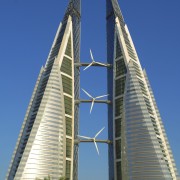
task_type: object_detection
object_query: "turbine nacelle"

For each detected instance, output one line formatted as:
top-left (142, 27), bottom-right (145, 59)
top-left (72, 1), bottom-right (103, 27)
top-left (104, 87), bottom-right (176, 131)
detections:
top-left (83, 49), bottom-right (108, 71)
top-left (77, 127), bottom-right (105, 155)
top-left (82, 89), bottom-right (109, 114)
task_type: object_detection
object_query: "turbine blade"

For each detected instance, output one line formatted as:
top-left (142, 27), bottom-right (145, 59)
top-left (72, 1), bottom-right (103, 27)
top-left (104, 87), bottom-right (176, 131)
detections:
top-left (82, 88), bottom-right (93, 99)
top-left (83, 62), bottom-right (93, 71)
top-left (94, 141), bottom-right (100, 155)
top-left (95, 127), bottom-right (105, 138)
top-left (90, 100), bottom-right (95, 114)
top-left (90, 49), bottom-right (94, 62)
top-left (95, 94), bottom-right (109, 99)
top-left (77, 135), bottom-right (92, 139)
top-left (96, 62), bottom-right (108, 66)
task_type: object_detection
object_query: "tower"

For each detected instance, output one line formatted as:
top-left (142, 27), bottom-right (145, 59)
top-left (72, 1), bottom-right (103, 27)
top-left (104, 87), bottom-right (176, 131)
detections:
top-left (6, 0), bottom-right (80, 179)
top-left (107, 0), bottom-right (179, 179)
top-left (6, 0), bottom-right (179, 180)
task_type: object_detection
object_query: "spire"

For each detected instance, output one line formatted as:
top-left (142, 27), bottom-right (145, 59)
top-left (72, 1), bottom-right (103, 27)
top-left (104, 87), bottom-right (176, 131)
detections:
top-left (106, 0), bottom-right (124, 24)
top-left (61, 0), bottom-right (81, 65)
top-left (63, 0), bottom-right (81, 24)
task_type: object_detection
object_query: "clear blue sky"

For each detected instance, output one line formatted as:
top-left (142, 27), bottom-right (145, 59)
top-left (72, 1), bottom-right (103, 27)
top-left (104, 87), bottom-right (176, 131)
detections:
top-left (0, 0), bottom-right (180, 179)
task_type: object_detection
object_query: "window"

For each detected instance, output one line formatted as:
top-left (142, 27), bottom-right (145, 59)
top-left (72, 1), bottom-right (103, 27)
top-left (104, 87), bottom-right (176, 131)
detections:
top-left (65, 36), bottom-right (72, 57)
top-left (66, 116), bottom-right (72, 136)
top-left (61, 57), bottom-right (72, 76)
top-left (64, 96), bottom-right (72, 115)
top-left (116, 162), bottom-right (122, 180)
top-left (62, 75), bottom-right (72, 95)
top-left (66, 160), bottom-right (71, 180)
top-left (116, 59), bottom-right (127, 77)
top-left (115, 118), bottom-right (121, 138)
top-left (66, 138), bottom-right (72, 158)
top-left (116, 37), bottom-right (122, 58)
top-left (115, 98), bottom-right (123, 117)
top-left (116, 139), bottom-right (121, 159)
top-left (115, 77), bottom-right (126, 96)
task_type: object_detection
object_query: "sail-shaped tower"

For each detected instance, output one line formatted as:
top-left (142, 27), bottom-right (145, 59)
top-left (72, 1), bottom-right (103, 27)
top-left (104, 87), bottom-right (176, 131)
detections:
top-left (107, 0), bottom-right (179, 179)
top-left (6, 0), bottom-right (80, 179)
top-left (6, 0), bottom-right (179, 179)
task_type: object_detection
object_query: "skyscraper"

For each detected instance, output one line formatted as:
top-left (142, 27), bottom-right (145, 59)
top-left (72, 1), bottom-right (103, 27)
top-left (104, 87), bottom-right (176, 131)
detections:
top-left (107, 0), bottom-right (179, 179)
top-left (7, 0), bottom-right (179, 180)
top-left (7, 0), bottom-right (80, 179)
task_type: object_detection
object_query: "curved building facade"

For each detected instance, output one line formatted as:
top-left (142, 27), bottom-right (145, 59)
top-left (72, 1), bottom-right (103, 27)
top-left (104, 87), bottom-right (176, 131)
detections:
top-left (7, 0), bottom-right (179, 180)
top-left (107, 0), bottom-right (179, 179)
top-left (7, 0), bottom-right (81, 179)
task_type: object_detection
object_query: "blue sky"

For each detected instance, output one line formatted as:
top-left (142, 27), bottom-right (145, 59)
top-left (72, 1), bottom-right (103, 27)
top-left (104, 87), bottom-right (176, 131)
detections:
top-left (0, 0), bottom-right (180, 179)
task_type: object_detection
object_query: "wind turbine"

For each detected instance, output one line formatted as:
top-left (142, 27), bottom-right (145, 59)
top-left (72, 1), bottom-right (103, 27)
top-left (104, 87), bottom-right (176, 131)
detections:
top-left (82, 89), bottom-right (109, 114)
top-left (83, 49), bottom-right (108, 71)
top-left (77, 127), bottom-right (105, 155)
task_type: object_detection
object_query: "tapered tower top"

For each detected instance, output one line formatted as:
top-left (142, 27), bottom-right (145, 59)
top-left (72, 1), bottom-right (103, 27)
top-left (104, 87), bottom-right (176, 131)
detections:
top-left (106, 0), bottom-right (124, 23)
top-left (63, 0), bottom-right (81, 22)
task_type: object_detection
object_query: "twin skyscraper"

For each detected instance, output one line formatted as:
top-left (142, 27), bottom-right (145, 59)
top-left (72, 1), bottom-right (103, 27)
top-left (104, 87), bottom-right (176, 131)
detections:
top-left (7, 0), bottom-right (179, 179)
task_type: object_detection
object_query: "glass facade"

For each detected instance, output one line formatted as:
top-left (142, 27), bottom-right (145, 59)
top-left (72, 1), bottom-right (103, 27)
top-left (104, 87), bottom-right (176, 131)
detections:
top-left (7, 0), bottom-right (178, 180)
top-left (6, 0), bottom-right (79, 177)
top-left (67, 1), bottom-right (81, 180)
top-left (107, 0), bottom-right (178, 179)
